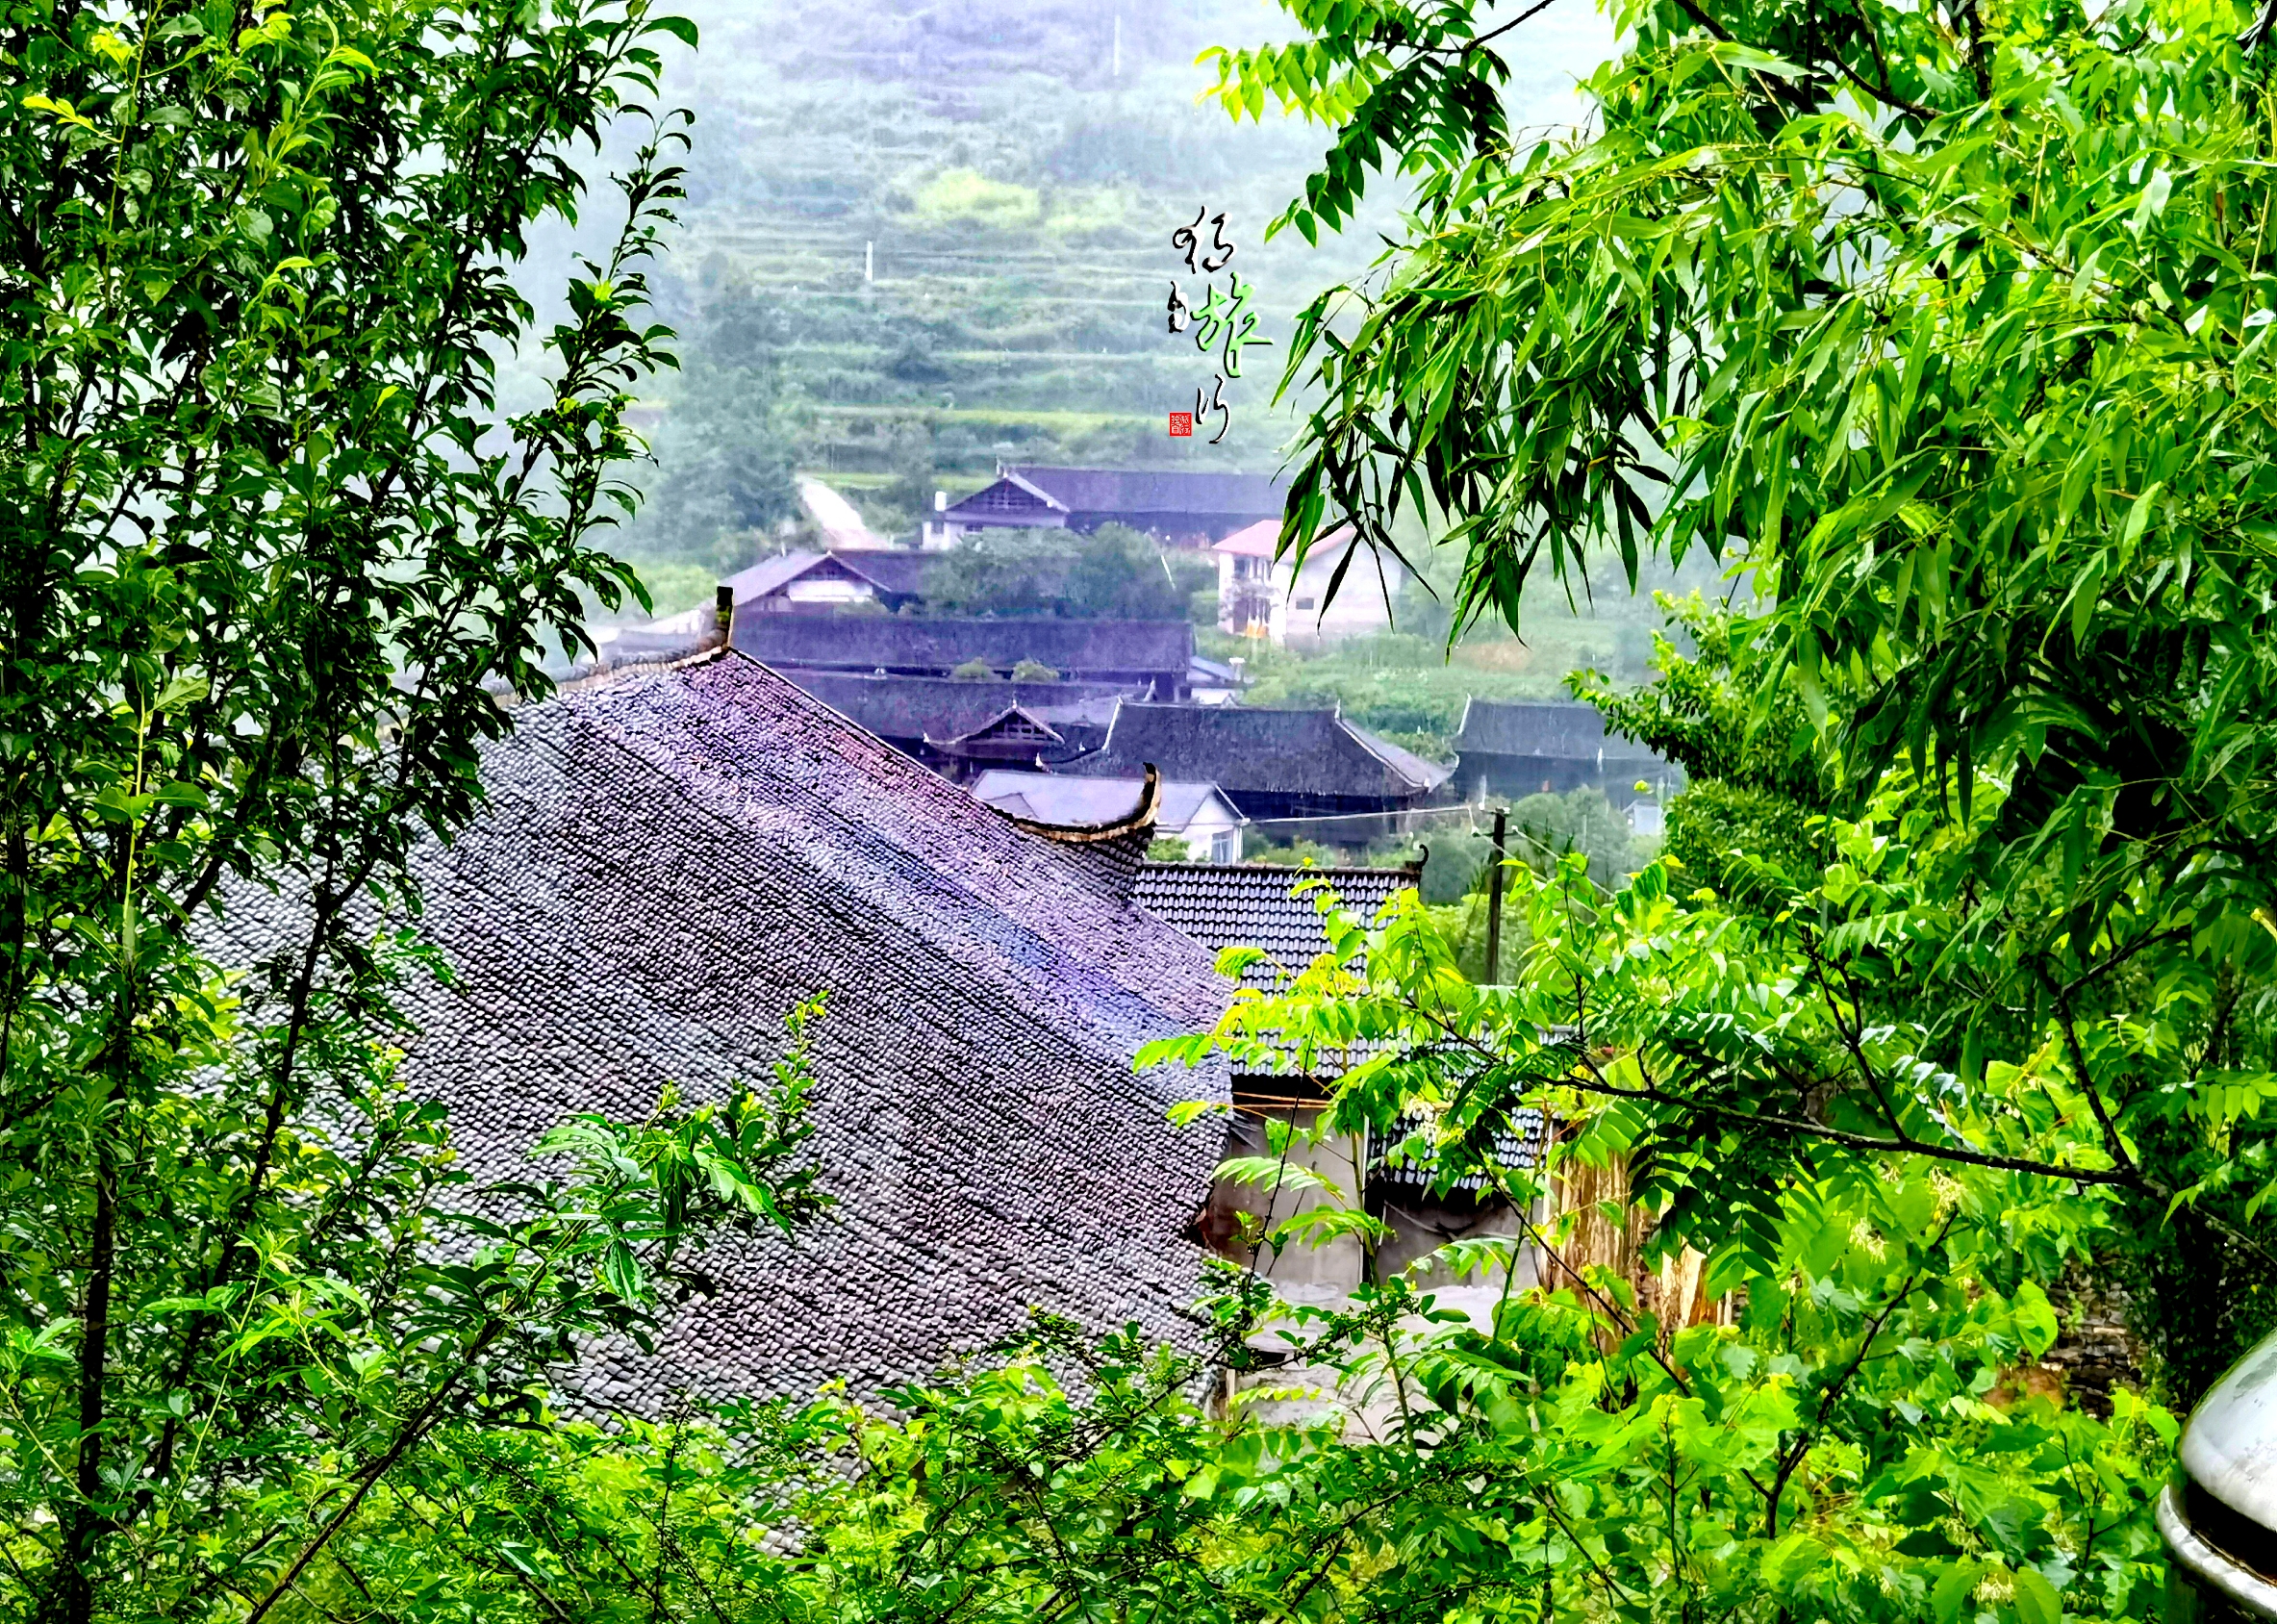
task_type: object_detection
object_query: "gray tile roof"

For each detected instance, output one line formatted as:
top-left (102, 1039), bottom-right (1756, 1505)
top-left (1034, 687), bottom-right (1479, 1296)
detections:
top-left (1455, 698), bottom-right (1657, 760)
top-left (1008, 466), bottom-right (1287, 519)
top-left (731, 615), bottom-right (1193, 682)
top-left (1127, 862), bottom-right (1545, 1182)
top-left (721, 550), bottom-right (829, 604)
top-left (1132, 860), bottom-right (1419, 990)
top-left (1372, 1110), bottom-right (1548, 1194)
top-left (718, 550), bottom-right (937, 608)
top-left (767, 670), bottom-right (1135, 746)
top-left (218, 652), bottom-right (1231, 1406)
top-left (972, 772), bottom-right (1236, 832)
top-left (1067, 703), bottom-right (1452, 801)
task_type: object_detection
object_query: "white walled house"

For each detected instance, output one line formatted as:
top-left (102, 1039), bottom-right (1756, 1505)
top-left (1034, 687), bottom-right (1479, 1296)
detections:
top-left (1213, 520), bottom-right (1406, 647)
top-left (972, 771), bottom-right (1247, 863)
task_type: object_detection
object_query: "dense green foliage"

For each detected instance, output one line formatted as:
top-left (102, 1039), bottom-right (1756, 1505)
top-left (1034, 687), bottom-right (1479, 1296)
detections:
top-left (0, 1), bottom-right (829, 1617)
top-left (625, 281), bottom-right (804, 571)
top-left (1227, 0), bottom-right (2277, 1381)
top-left (917, 524), bottom-right (1208, 621)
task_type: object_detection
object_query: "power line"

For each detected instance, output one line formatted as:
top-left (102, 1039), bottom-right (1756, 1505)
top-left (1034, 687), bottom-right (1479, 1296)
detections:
top-left (1230, 799), bottom-right (1638, 867)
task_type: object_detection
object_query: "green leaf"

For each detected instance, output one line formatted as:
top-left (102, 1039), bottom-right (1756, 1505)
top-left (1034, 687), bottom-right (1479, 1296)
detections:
top-left (602, 1240), bottom-right (646, 1304)
top-left (2011, 1566), bottom-right (2062, 1624)
top-left (1934, 1562), bottom-right (1990, 1624)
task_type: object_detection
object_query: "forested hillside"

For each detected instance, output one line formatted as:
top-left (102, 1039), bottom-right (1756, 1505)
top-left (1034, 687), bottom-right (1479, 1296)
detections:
top-left (617, 0), bottom-right (1612, 573)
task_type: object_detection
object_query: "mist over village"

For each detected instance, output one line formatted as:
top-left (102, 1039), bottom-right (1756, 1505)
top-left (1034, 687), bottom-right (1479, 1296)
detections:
top-left (3, 1), bottom-right (2272, 1621)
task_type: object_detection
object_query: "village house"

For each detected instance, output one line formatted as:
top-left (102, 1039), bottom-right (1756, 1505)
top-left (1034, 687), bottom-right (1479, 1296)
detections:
top-left (773, 670), bottom-right (1133, 780)
top-left (1452, 698), bottom-right (1676, 833)
top-left (222, 651), bottom-right (1233, 1405)
top-left (923, 465), bottom-right (1285, 549)
top-left (1131, 860), bottom-right (1544, 1320)
top-left (1212, 520), bottom-right (1409, 647)
top-left (732, 612), bottom-right (1195, 698)
top-left (717, 548), bottom-right (933, 614)
top-left (974, 770), bottom-right (1248, 861)
top-left (1060, 700), bottom-right (1452, 845)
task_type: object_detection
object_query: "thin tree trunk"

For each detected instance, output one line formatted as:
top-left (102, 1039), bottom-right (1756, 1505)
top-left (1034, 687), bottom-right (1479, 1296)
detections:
top-left (61, 1115), bottom-right (115, 1624)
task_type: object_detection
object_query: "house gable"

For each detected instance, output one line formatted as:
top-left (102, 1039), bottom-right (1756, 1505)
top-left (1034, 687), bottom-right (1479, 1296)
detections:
top-left (941, 471), bottom-right (1071, 530)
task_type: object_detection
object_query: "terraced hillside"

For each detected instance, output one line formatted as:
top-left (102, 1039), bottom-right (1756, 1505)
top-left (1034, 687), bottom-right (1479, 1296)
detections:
top-left (622, 0), bottom-right (1613, 555)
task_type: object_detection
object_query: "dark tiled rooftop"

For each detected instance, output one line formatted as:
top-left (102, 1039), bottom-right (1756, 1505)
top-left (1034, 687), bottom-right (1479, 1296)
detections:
top-left (1133, 860), bottom-right (1418, 990)
top-left (768, 669), bottom-right (1135, 744)
top-left (731, 615), bottom-right (1193, 677)
top-left (1007, 465), bottom-right (1287, 518)
top-left (1068, 703), bottom-right (1451, 800)
top-left (217, 653), bottom-right (1231, 1406)
top-left (1455, 698), bottom-right (1657, 760)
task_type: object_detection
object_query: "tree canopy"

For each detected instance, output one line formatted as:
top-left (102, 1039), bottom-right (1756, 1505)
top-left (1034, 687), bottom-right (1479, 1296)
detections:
top-left (0, 0), bottom-right (824, 1617)
top-left (1208, 0), bottom-right (2277, 1376)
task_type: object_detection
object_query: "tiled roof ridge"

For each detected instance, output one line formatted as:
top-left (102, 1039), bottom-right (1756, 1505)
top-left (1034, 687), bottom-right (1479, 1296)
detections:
top-left (999, 763), bottom-right (1162, 845)
top-left (1329, 715), bottom-right (1421, 778)
top-left (541, 658), bottom-right (1229, 1029)
top-left (999, 469), bottom-right (1070, 511)
top-left (563, 656), bottom-right (1093, 898)
top-left (525, 634), bottom-right (731, 704)
top-left (1145, 859), bottom-right (1420, 880)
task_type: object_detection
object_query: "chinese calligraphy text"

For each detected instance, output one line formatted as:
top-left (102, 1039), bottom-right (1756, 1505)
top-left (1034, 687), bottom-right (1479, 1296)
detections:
top-left (1165, 206), bottom-right (1267, 444)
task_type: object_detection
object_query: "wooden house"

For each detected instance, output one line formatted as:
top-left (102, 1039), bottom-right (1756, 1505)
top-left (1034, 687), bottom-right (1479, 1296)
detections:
top-left (925, 465), bottom-right (1285, 549)
top-left (1451, 699), bottom-right (1675, 831)
top-left (1060, 700), bottom-right (1451, 845)
top-left (719, 548), bottom-right (933, 614)
top-left (732, 614), bottom-right (1195, 698)
top-left (1131, 860), bottom-right (1543, 1306)
top-left (766, 671), bottom-right (1134, 780)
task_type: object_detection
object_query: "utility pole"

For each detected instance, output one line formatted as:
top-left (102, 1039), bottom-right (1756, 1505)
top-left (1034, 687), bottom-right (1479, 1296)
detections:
top-left (1483, 804), bottom-right (1507, 983)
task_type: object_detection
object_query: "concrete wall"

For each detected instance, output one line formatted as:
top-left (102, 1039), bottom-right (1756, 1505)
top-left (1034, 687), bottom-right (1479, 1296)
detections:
top-left (1202, 1108), bottom-right (1542, 1313)
top-left (1216, 544), bottom-right (1404, 648)
top-left (1171, 799), bottom-right (1245, 863)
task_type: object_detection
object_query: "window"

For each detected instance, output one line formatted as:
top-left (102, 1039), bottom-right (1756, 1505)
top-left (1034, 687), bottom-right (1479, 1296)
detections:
top-left (1293, 596), bottom-right (1316, 610)
top-left (1210, 828), bottom-right (1236, 863)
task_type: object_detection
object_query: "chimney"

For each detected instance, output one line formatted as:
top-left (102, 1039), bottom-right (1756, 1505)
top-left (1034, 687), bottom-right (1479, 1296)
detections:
top-left (714, 583), bottom-right (734, 646)
top-left (934, 490), bottom-right (948, 511)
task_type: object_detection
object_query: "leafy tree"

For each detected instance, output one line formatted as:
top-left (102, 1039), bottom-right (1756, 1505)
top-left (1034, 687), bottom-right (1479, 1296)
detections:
top-left (923, 531), bottom-right (1074, 617)
top-left (0, 0), bottom-right (826, 1618)
top-left (1213, 0), bottom-right (2277, 1397)
top-left (950, 657), bottom-right (1001, 680)
top-left (787, 834), bottom-right (2184, 1624)
top-left (1063, 524), bottom-right (1187, 620)
top-left (625, 280), bottom-right (803, 571)
top-left (922, 525), bottom-right (1186, 620)
top-left (1575, 595), bottom-right (1831, 896)
top-left (1010, 658), bottom-right (1061, 682)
